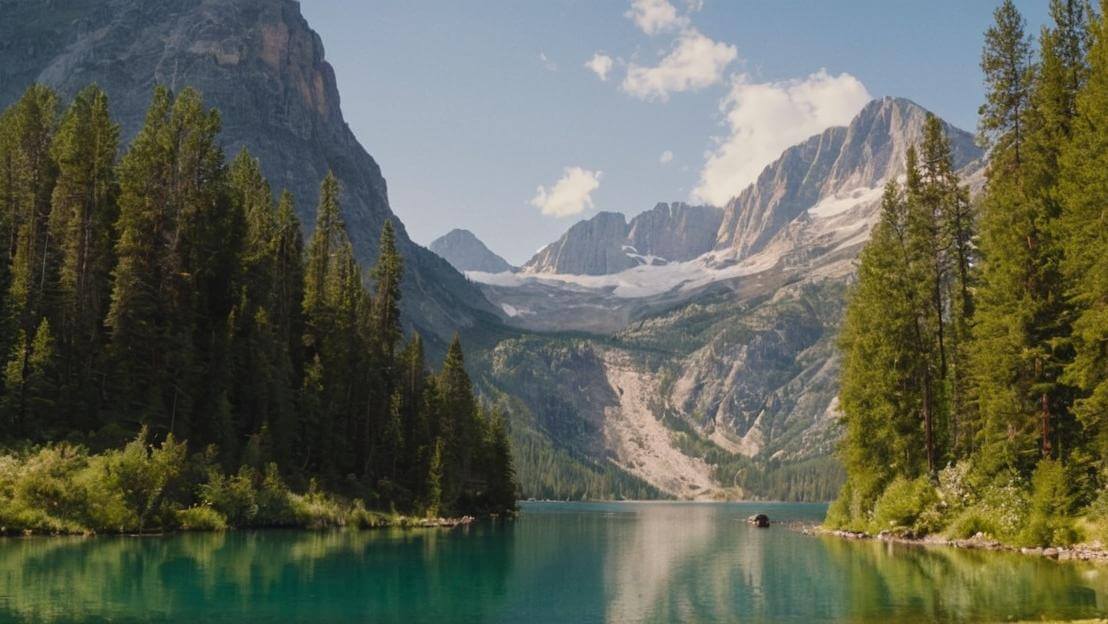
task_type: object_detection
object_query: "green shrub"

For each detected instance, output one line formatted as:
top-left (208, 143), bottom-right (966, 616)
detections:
top-left (177, 506), bottom-right (228, 531)
top-left (975, 478), bottom-right (1029, 542)
top-left (824, 482), bottom-right (854, 530)
top-left (871, 476), bottom-right (938, 535)
top-left (254, 464), bottom-right (299, 527)
top-left (290, 480), bottom-right (346, 529)
top-left (1019, 459), bottom-right (1077, 547)
top-left (101, 429), bottom-right (188, 532)
top-left (201, 467), bottom-right (259, 527)
top-left (945, 508), bottom-right (1000, 539)
top-left (348, 499), bottom-right (390, 529)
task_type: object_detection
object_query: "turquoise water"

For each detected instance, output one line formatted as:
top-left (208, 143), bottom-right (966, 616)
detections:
top-left (1, 501), bottom-right (1107, 623)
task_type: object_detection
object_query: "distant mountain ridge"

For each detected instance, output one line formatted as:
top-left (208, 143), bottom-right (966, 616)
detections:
top-left (430, 229), bottom-right (514, 273)
top-left (467, 97), bottom-right (987, 500)
top-left (521, 202), bottom-right (722, 276)
top-left (0, 0), bottom-right (500, 351)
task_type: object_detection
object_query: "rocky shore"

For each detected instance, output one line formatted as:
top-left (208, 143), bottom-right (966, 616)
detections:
top-left (807, 526), bottom-right (1108, 563)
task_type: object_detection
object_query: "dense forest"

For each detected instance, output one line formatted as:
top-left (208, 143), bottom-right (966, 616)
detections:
top-left (828, 0), bottom-right (1108, 547)
top-left (0, 84), bottom-right (517, 533)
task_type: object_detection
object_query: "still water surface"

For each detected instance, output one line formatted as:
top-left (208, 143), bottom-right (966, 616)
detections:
top-left (1, 501), bottom-right (1107, 623)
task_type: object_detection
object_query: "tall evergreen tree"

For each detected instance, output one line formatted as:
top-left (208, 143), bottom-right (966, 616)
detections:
top-left (107, 86), bottom-right (230, 437)
top-left (979, 0), bottom-right (1035, 169)
top-left (6, 86), bottom-right (59, 355)
top-left (1059, 0), bottom-right (1108, 465)
top-left (837, 181), bottom-right (929, 515)
top-left (48, 84), bottom-right (119, 428)
top-left (973, 0), bottom-right (1087, 474)
top-left (438, 333), bottom-right (479, 511)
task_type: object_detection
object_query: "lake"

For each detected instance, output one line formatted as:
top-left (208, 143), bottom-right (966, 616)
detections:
top-left (1, 501), bottom-right (1106, 623)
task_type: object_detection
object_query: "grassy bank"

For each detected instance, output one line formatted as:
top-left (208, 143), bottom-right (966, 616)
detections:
top-left (0, 432), bottom-right (485, 536)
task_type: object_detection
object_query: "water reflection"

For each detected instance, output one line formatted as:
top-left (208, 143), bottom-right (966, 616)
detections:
top-left (1, 503), bottom-right (1107, 623)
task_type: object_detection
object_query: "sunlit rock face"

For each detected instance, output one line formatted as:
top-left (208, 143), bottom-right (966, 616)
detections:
top-left (0, 0), bottom-right (500, 348)
top-left (715, 96), bottom-right (983, 260)
top-left (521, 203), bottom-right (722, 276)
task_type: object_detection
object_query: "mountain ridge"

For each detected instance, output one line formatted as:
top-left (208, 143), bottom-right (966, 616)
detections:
top-left (521, 202), bottom-right (723, 276)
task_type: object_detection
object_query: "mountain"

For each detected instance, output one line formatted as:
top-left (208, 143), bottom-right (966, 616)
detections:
top-left (521, 202), bottom-right (722, 276)
top-left (430, 229), bottom-right (513, 273)
top-left (627, 202), bottom-right (723, 264)
top-left (0, 0), bottom-right (500, 351)
top-left (470, 97), bottom-right (985, 500)
top-left (523, 211), bottom-right (636, 276)
top-left (715, 96), bottom-right (983, 259)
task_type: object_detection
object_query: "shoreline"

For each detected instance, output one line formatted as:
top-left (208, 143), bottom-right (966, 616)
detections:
top-left (0, 514), bottom-right (491, 538)
top-left (806, 525), bottom-right (1108, 563)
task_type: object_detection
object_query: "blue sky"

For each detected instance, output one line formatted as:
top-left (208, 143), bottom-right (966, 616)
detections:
top-left (300, 1), bottom-right (1049, 265)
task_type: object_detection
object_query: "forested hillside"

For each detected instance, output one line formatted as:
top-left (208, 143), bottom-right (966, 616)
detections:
top-left (0, 83), bottom-right (516, 533)
top-left (829, 0), bottom-right (1108, 547)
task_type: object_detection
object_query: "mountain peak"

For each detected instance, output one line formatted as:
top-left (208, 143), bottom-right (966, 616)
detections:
top-left (715, 97), bottom-right (983, 258)
top-left (521, 203), bottom-right (723, 276)
top-left (430, 229), bottom-right (514, 274)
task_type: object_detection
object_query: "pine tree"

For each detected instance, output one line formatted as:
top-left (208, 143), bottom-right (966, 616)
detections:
top-left (303, 172), bottom-right (344, 322)
top-left (48, 84), bottom-right (119, 428)
top-left (438, 333), bottom-right (478, 511)
top-left (979, 0), bottom-right (1035, 170)
top-left (1, 319), bottom-right (57, 438)
top-left (107, 86), bottom-right (230, 437)
top-left (837, 181), bottom-right (930, 515)
top-left (1059, 0), bottom-right (1108, 464)
top-left (972, 0), bottom-right (1087, 474)
top-left (371, 220), bottom-right (403, 362)
top-left (425, 437), bottom-right (445, 517)
top-left (6, 85), bottom-right (59, 347)
top-left (485, 407), bottom-right (518, 512)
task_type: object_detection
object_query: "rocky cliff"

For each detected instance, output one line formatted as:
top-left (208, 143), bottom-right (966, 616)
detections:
top-left (430, 229), bottom-right (513, 273)
top-left (715, 97), bottom-right (983, 258)
top-left (0, 0), bottom-right (500, 350)
top-left (521, 203), bottom-right (722, 276)
top-left (626, 202), bottom-right (723, 264)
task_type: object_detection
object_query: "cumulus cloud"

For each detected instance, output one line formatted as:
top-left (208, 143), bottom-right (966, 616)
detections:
top-left (692, 70), bottom-right (871, 206)
top-left (626, 0), bottom-right (688, 35)
top-left (659, 150), bottom-right (674, 164)
top-left (530, 167), bottom-right (603, 217)
top-left (585, 53), bottom-right (615, 81)
top-left (622, 28), bottom-right (737, 101)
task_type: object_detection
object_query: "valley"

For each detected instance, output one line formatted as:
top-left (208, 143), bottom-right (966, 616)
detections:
top-left (439, 97), bottom-right (984, 501)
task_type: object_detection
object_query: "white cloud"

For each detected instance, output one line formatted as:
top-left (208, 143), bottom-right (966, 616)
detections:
top-left (684, 0), bottom-right (704, 12)
top-left (585, 53), bottom-right (615, 81)
top-left (530, 167), bottom-right (603, 217)
top-left (692, 70), bottom-right (871, 206)
top-left (626, 0), bottom-right (688, 35)
top-left (659, 150), bottom-right (674, 164)
top-left (540, 51), bottom-right (557, 71)
top-left (622, 28), bottom-right (737, 101)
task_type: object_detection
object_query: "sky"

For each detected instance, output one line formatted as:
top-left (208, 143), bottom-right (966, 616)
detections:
top-left (300, 0), bottom-right (1049, 265)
